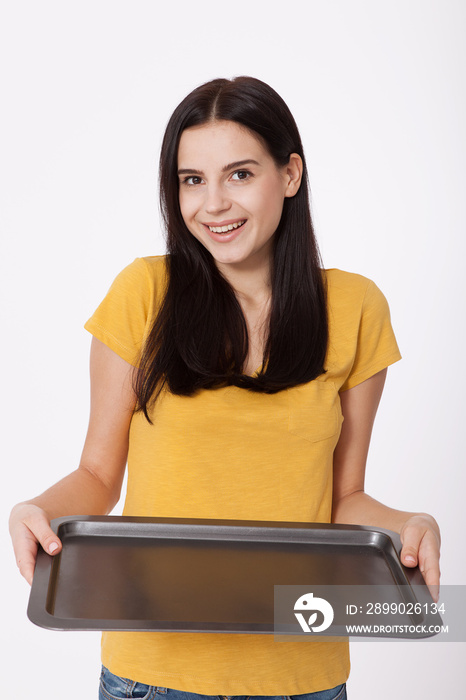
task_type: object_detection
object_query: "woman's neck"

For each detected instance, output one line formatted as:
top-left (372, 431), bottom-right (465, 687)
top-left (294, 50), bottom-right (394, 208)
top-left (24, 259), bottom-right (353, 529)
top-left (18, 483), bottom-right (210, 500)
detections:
top-left (216, 255), bottom-right (272, 309)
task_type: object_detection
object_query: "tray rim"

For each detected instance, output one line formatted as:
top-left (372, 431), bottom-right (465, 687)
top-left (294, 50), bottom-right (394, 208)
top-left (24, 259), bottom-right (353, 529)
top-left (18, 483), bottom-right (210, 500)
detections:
top-left (48, 516), bottom-right (416, 560)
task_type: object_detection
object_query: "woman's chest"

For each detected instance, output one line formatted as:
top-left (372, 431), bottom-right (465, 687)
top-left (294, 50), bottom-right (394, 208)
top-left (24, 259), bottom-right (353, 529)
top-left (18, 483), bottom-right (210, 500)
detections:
top-left (133, 378), bottom-right (343, 449)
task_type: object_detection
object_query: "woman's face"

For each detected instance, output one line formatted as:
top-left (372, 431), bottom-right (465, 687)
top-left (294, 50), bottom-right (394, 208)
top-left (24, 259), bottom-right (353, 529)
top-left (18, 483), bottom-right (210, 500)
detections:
top-left (177, 120), bottom-right (301, 277)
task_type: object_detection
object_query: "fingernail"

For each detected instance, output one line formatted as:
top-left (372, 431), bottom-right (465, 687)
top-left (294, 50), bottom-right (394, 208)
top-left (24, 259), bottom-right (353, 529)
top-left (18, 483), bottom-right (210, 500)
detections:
top-left (49, 542), bottom-right (59, 554)
top-left (404, 555), bottom-right (416, 563)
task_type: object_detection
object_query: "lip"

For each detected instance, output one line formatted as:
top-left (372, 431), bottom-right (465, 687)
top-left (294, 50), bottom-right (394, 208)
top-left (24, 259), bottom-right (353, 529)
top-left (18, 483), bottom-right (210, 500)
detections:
top-left (202, 219), bottom-right (247, 243)
top-left (202, 218), bottom-right (247, 227)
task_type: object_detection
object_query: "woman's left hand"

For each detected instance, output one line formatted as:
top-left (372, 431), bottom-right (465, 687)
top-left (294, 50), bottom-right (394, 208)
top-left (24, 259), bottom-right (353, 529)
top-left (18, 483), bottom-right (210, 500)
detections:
top-left (400, 513), bottom-right (441, 600)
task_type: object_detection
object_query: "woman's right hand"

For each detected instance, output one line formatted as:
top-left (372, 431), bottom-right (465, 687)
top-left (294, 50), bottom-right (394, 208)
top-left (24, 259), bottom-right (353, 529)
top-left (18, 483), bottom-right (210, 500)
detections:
top-left (9, 503), bottom-right (62, 585)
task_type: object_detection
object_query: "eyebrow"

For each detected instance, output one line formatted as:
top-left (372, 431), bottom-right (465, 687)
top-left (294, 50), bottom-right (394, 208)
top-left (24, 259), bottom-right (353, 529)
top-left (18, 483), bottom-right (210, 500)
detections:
top-left (177, 159), bottom-right (261, 176)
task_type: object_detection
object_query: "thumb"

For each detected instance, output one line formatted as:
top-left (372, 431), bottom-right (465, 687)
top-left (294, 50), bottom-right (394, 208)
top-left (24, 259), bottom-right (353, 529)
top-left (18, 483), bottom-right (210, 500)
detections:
top-left (400, 523), bottom-right (423, 568)
top-left (12, 507), bottom-right (62, 585)
top-left (24, 510), bottom-right (62, 557)
top-left (401, 545), bottom-right (418, 567)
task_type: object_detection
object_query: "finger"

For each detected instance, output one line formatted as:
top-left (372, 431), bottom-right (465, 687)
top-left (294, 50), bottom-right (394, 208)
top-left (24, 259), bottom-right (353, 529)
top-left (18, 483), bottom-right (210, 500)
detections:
top-left (23, 511), bottom-right (62, 558)
top-left (424, 580), bottom-right (440, 604)
top-left (420, 569), bottom-right (440, 603)
top-left (15, 531), bottom-right (39, 586)
top-left (400, 526), bottom-right (423, 568)
top-left (418, 538), bottom-right (441, 602)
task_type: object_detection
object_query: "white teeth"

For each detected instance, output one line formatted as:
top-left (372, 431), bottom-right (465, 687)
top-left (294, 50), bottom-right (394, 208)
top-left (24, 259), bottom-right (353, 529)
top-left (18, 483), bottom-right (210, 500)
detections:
top-left (207, 220), bottom-right (246, 233)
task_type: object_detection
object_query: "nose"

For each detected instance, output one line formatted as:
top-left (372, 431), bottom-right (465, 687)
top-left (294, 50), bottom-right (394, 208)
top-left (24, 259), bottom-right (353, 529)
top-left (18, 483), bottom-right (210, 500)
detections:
top-left (204, 183), bottom-right (232, 216)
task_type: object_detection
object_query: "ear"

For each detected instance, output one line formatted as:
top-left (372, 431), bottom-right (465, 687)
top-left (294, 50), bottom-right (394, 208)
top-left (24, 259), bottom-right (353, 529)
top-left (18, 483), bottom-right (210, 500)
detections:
top-left (284, 153), bottom-right (303, 198)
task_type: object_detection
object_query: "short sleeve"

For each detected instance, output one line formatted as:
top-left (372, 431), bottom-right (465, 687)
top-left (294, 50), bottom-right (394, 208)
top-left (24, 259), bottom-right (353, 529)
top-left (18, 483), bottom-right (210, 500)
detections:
top-left (84, 257), bottom-right (156, 366)
top-left (339, 279), bottom-right (402, 391)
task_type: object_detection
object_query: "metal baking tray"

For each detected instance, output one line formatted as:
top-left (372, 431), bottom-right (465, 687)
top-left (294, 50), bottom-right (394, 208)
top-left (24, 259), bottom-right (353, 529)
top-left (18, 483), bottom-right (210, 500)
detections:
top-left (27, 516), bottom-right (439, 635)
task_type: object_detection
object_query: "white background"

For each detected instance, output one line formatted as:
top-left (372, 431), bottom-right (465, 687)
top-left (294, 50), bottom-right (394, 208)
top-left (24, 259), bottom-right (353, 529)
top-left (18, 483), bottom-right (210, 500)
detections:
top-left (1, 1), bottom-right (465, 698)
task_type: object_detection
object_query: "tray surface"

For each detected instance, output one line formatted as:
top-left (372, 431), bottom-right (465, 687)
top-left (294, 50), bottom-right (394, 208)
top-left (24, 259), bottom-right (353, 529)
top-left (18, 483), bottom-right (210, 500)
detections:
top-left (27, 516), bottom-right (436, 635)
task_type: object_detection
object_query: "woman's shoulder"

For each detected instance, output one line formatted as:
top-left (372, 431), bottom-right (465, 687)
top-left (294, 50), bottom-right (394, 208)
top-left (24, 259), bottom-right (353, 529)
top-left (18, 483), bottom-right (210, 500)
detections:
top-left (112, 255), bottom-right (168, 291)
top-left (323, 269), bottom-right (401, 388)
top-left (323, 268), bottom-right (392, 318)
top-left (138, 254), bottom-right (168, 268)
top-left (324, 267), bottom-right (373, 292)
top-left (89, 254), bottom-right (169, 315)
top-left (130, 254), bottom-right (168, 276)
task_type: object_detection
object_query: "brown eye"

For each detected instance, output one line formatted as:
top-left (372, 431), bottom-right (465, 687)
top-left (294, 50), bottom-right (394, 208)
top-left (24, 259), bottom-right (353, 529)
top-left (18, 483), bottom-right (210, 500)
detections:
top-left (232, 170), bottom-right (252, 181)
top-left (183, 176), bottom-right (203, 186)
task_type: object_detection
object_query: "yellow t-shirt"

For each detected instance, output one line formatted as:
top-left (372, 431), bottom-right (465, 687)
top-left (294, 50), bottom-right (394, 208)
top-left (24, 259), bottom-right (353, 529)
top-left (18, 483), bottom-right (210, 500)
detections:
top-left (84, 255), bottom-right (401, 695)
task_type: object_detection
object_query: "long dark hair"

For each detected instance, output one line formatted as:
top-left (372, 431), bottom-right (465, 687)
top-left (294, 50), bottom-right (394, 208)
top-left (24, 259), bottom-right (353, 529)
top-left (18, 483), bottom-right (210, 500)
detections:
top-left (135, 76), bottom-right (328, 421)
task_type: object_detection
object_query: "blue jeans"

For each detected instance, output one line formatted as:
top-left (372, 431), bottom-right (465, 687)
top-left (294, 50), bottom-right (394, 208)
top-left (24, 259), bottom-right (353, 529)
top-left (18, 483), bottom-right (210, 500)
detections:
top-left (99, 666), bottom-right (347, 700)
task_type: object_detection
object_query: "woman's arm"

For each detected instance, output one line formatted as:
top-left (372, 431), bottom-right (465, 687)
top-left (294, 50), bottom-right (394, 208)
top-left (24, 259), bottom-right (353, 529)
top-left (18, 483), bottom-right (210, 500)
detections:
top-left (331, 368), bottom-right (441, 597)
top-left (9, 338), bottom-right (137, 584)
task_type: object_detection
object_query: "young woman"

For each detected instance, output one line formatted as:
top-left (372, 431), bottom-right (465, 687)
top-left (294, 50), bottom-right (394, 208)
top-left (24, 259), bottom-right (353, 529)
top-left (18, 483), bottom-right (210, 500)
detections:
top-left (10, 76), bottom-right (440, 700)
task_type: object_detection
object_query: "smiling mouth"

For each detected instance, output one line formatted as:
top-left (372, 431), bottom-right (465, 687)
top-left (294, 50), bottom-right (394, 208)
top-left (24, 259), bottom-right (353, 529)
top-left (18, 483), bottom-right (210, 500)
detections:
top-left (206, 220), bottom-right (247, 234)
